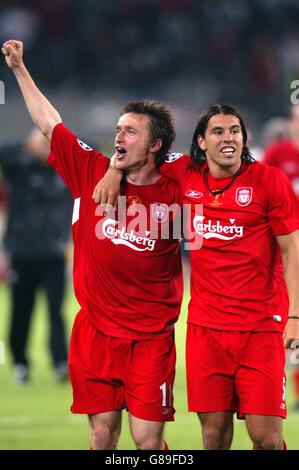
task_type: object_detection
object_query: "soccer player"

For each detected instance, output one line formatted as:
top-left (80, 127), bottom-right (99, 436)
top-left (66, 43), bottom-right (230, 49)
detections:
top-left (263, 104), bottom-right (299, 196)
top-left (263, 103), bottom-right (299, 410)
top-left (2, 39), bottom-right (183, 450)
top-left (93, 103), bottom-right (299, 450)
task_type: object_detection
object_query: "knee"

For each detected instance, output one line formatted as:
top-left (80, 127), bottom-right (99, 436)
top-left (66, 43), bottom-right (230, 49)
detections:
top-left (202, 426), bottom-right (224, 449)
top-left (253, 433), bottom-right (283, 450)
top-left (202, 424), bottom-right (232, 450)
top-left (90, 423), bottom-right (119, 450)
top-left (135, 436), bottom-right (164, 451)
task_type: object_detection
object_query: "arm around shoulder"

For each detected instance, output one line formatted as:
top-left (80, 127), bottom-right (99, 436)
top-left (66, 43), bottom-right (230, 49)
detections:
top-left (92, 154), bottom-right (123, 207)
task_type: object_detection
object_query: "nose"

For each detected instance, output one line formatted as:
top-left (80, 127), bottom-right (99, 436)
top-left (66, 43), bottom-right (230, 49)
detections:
top-left (223, 130), bottom-right (233, 142)
top-left (115, 130), bottom-right (125, 144)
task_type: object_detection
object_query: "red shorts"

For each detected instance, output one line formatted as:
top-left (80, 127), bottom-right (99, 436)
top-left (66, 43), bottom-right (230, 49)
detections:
top-left (186, 324), bottom-right (287, 419)
top-left (69, 310), bottom-right (176, 421)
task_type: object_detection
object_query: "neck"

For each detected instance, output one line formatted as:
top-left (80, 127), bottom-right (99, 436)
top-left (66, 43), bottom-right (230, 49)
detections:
top-left (126, 160), bottom-right (160, 185)
top-left (207, 160), bottom-right (242, 178)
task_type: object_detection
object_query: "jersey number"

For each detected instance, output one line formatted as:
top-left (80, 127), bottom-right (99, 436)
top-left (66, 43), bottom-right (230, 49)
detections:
top-left (159, 381), bottom-right (172, 407)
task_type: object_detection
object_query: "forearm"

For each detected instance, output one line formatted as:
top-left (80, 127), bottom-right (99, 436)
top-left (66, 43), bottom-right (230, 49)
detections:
top-left (92, 154), bottom-right (123, 206)
top-left (282, 249), bottom-right (299, 317)
top-left (13, 64), bottom-right (62, 141)
top-left (277, 231), bottom-right (299, 347)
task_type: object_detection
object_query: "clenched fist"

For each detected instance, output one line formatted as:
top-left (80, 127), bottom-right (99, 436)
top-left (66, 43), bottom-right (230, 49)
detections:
top-left (1, 40), bottom-right (24, 69)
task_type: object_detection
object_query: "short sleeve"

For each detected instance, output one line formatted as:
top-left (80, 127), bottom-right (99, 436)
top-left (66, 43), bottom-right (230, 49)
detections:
top-left (266, 166), bottom-right (299, 235)
top-left (48, 123), bottom-right (110, 198)
top-left (159, 153), bottom-right (190, 187)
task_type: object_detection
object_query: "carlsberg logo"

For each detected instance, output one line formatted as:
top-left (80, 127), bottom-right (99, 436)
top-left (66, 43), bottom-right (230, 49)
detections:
top-left (193, 216), bottom-right (243, 240)
top-left (102, 218), bottom-right (156, 251)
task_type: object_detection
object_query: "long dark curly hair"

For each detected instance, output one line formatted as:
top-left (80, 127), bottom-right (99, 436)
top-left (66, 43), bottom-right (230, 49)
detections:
top-left (189, 104), bottom-right (255, 170)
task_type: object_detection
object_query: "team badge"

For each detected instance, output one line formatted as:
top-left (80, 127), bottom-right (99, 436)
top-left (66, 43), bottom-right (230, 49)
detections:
top-left (127, 195), bottom-right (143, 216)
top-left (77, 139), bottom-right (93, 151)
top-left (185, 189), bottom-right (203, 199)
top-left (235, 187), bottom-right (253, 207)
top-left (165, 153), bottom-right (183, 163)
top-left (152, 202), bottom-right (169, 223)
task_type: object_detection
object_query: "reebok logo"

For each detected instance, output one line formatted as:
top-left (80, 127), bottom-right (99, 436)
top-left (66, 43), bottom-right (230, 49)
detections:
top-left (185, 189), bottom-right (203, 199)
top-left (193, 216), bottom-right (243, 240)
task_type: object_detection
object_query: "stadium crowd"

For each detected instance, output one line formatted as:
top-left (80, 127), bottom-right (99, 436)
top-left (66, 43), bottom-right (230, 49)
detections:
top-left (0, 0), bottom-right (298, 118)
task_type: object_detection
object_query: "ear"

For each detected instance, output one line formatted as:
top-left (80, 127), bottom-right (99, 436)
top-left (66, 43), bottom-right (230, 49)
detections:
top-left (149, 138), bottom-right (162, 153)
top-left (197, 134), bottom-right (207, 152)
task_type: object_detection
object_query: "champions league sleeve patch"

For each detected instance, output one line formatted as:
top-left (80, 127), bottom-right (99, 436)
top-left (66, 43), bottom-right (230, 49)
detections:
top-left (165, 153), bottom-right (184, 163)
top-left (77, 139), bottom-right (93, 151)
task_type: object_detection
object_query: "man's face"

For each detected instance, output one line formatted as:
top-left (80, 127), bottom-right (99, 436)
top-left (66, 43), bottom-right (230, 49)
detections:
top-left (114, 113), bottom-right (153, 171)
top-left (197, 114), bottom-right (244, 174)
top-left (290, 105), bottom-right (299, 141)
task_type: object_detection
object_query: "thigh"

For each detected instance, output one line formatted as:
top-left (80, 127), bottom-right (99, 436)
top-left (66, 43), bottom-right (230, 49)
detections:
top-left (89, 410), bottom-right (122, 450)
top-left (126, 333), bottom-right (176, 422)
top-left (129, 414), bottom-right (164, 448)
top-left (198, 410), bottom-right (234, 448)
top-left (245, 414), bottom-right (283, 444)
top-left (89, 410), bottom-right (122, 434)
top-left (236, 332), bottom-right (286, 419)
top-left (69, 311), bottom-right (125, 414)
top-left (186, 324), bottom-right (236, 413)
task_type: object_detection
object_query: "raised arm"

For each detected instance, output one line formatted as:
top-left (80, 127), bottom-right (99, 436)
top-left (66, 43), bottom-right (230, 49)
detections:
top-left (277, 230), bottom-right (299, 348)
top-left (1, 40), bottom-right (62, 141)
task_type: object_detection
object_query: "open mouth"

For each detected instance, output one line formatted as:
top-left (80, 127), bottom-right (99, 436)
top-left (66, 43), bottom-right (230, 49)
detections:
top-left (115, 147), bottom-right (127, 160)
top-left (220, 146), bottom-right (235, 156)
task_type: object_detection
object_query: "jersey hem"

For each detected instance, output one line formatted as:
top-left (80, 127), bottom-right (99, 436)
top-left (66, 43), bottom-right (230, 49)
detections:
top-left (187, 319), bottom-right (285, 333)
top-left (84, 310), bottom-right (176, 341)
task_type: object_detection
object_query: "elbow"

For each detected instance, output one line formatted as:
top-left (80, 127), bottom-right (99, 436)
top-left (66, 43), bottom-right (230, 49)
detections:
top-left (39, 116), bottom-right (62, 142)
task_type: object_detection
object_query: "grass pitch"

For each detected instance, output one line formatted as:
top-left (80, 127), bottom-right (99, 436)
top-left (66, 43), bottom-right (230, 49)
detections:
top-left (0, 282), bottom-right (298, 450)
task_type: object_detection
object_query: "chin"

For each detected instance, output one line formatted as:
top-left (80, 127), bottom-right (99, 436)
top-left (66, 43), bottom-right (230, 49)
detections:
top-left (221, 157), bottom-right (240, 166)
top-left (115, 161), bottom-right (126, 170)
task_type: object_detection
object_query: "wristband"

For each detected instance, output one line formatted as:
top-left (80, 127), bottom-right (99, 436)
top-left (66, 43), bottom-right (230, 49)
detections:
top-left (288, 316), bottom-right (299, 320)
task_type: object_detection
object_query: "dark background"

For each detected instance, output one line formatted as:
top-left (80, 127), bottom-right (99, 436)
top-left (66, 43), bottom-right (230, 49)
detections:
top-left (0, 0), bottom-right (298, 153)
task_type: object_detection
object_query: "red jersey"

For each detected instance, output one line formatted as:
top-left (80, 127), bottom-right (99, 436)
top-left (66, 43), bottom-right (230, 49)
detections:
top-left (48, 123), bottom-right (183, 340)
top-left (160, 153), bottom-right (299, 332)
top-left (263, 139), bottom-right (299, 196)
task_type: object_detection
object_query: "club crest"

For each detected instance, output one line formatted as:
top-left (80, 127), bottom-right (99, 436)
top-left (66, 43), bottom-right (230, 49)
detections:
top-left (235, 187), bottom-right (253, 206)
top-left (152, 202), bottom-right (169, 223)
